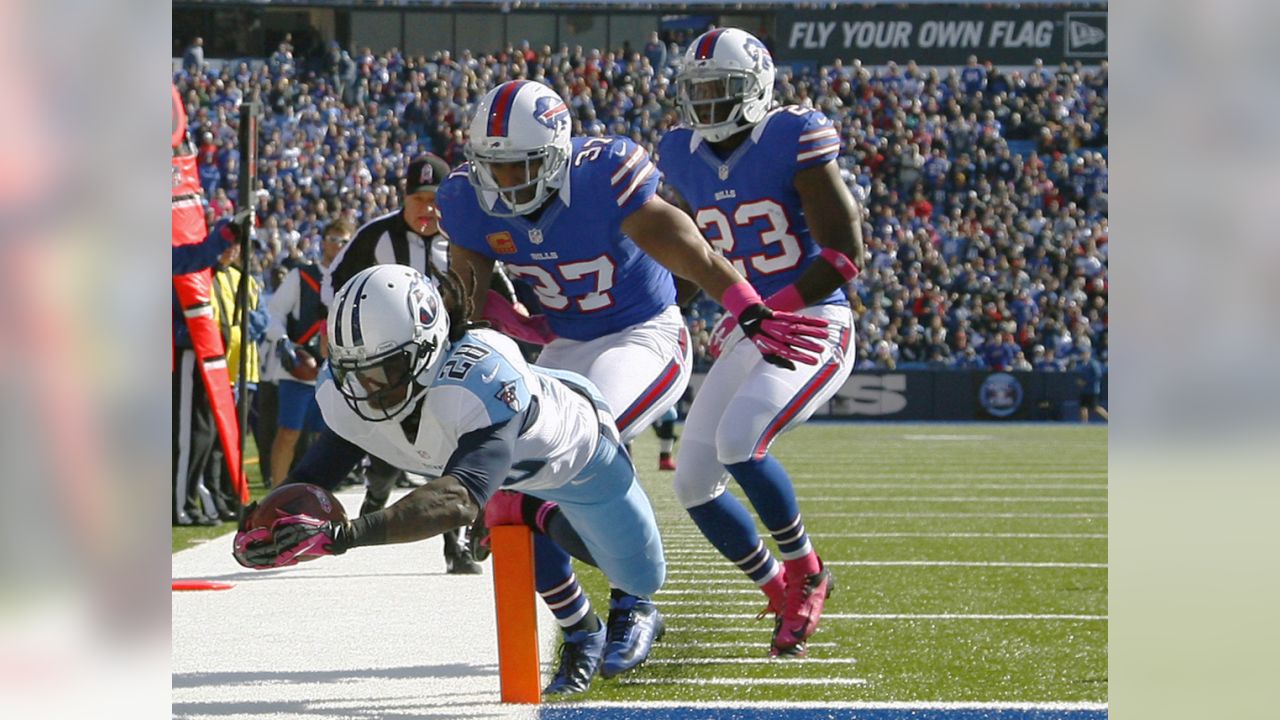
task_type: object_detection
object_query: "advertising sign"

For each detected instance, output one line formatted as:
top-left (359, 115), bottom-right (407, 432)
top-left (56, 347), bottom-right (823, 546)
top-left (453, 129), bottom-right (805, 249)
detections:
top-left (775, 5), bottom-right (1107, 66)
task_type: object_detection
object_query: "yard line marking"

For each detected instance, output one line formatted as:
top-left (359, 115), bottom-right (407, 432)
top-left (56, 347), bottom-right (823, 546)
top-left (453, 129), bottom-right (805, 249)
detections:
top-left (664, 613), bottom-right (1108, 621)
top-left (901, 434), bottom-right (993, 441)
top-left (797, 532), bottom-right (1108, 539)
top-left (657, 600), bottom-right (777, 607)
top-left (662, 532), bottom-right (1110, 542)
top-left (661, 641), bottom-right (837, 649)
top-left (646, 657), bottom-right (858, 665)
top-left (566, 701), bottom-right (1109, 710)
top-left (824, 560), bottom-right (1108, 569)
top-left (789, 471), bottom-right (1106, 478)
top-left (806, 512), bottom-right (1107, 519)
top-left (796, 495), bottom-right (1108, 503)
top-left (793, 482), bottom-right (1108, 490)
top-left (614, 678), bottom-right (868, 687)
top-left (656, 588), bottom-right (763, 596)
top-left (664, 560), bottom-right (1106, 574)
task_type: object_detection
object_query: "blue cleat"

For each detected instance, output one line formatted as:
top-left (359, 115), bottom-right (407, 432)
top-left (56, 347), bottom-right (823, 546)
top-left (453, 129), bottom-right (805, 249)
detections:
top-left (543, 623), bottom-right (606, 696)
top-left (600, 594), bottom-right (665, 679)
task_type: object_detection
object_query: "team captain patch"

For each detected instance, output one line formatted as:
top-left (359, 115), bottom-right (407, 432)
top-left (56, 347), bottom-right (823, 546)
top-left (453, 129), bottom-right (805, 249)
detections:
top-left (486, 231), bottom-right (517, 255)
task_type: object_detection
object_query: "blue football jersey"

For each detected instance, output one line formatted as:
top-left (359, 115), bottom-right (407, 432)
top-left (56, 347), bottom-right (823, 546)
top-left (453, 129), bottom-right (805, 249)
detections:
top-left (657, 107), bottom-right (846, 306)
top-left (438, 136), bottom-right (676, 341)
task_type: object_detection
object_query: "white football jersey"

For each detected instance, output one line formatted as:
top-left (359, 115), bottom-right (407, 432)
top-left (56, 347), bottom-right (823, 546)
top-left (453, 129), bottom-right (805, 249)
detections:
top-left (317, 329), bottom-right (606, 498)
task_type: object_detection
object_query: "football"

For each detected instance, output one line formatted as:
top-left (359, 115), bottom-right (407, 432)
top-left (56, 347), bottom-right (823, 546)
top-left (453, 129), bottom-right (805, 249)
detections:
top-left (289, 347), bottom-right (320, 382)
top-left (245, 483), bottom-right (347, 536)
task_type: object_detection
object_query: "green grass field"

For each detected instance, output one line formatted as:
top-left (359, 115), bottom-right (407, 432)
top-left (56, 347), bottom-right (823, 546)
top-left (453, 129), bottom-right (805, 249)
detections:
top-left (175, 422), bottom-right (1107, 704)
top-left (572, 422), bottom-right (1107, 704)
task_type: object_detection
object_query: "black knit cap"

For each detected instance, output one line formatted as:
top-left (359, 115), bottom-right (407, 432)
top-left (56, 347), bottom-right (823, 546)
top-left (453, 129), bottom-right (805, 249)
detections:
top-left (404, 153), bottom-right (451, 194)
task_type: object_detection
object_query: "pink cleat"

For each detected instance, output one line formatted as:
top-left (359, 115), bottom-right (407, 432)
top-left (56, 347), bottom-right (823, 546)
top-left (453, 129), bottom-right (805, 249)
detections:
top-left (770, 559), bottom-right (834, 658)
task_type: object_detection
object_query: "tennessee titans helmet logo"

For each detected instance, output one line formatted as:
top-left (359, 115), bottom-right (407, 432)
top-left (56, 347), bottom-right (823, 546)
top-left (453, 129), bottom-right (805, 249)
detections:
top-left (743, 37), bottom-right (773, 71)
top-left (409, 281), bottom-right (439, 326)
top-left (533, 95), bottom-right (569, 129)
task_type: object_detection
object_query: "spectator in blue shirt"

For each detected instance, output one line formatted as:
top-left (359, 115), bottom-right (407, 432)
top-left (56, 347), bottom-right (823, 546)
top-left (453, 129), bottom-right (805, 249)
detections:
top-left (1074, 349), bottom-right (1108, 422)
top-left (960, 55), bottom-right (987, 95)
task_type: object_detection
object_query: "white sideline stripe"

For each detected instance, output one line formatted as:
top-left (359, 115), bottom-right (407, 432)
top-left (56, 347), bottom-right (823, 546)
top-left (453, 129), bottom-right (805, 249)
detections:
top-left (646, 657), bottom-right (858, 665)
top-left (806, 512), bottom-right (1107, 518)
top-left (570, 701), bottom-right (1109, 710)
top-left (796, 495), bottom-right (1108, 503)
top-left (794, 482), bottom-right (1108, 490)
top-left (616, 677), bottom-right (868, 687)
top-left (663, 641), bottom-right (837, 649)
top-left (664, 613), bottom-right (1108, 621)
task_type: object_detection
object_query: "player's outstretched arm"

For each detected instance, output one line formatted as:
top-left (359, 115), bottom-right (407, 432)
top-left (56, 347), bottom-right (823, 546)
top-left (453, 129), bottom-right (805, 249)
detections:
top-left (238, 475), bottom-right (482, 569)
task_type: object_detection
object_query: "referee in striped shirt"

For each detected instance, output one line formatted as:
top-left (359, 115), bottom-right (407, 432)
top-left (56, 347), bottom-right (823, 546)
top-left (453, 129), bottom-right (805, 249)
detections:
top-left (321, 153), bottom-right (452, 305)
top-left (317, 153), bottom-right (482, 574)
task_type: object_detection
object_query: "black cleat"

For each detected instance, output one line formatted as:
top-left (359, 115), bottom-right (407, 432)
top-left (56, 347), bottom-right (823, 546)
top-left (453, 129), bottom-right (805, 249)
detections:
top-left (543, 624), bottom-right (606, 696)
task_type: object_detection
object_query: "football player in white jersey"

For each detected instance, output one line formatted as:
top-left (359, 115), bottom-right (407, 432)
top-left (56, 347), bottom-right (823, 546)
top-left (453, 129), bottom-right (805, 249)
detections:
top-left (657, 28), bottom-right (866, 658)
top-left (233, 265), bottom-right (666, 695)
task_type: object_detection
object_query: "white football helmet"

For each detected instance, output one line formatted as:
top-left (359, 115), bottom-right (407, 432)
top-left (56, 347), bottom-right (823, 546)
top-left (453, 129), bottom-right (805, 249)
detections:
top-left (327, 265), bottom-right (450, 422)
top-left (676, 27), bottom-right (776, 142)
top-left (465, 80), bottom-right (572, 217)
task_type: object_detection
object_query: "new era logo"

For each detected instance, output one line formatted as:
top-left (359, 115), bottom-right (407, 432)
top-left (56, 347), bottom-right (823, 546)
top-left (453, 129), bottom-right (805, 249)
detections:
top-left (1069, 21), bottom-right (1105, 48)
top-left (1064, 12), bottom-right (1107, 57)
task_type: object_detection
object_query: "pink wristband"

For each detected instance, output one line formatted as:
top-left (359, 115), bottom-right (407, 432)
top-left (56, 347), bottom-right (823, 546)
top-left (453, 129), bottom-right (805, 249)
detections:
top-left (720, 280), bottom-right (764, 318)
top-left (819, 247), bottom-right (860, 281)
top-left (765, 285), bottom-right (806, 312)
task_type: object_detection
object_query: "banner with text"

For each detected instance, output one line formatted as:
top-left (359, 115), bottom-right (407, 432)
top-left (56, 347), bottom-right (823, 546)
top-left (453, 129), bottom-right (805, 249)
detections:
top-left (775, 5), bottom-right (1107, 66)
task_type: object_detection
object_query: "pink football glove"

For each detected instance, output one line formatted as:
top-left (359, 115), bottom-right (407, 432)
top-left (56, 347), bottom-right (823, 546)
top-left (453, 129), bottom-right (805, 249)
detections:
top-left (232, 526), bottom-right (275, 569)
top-left (268, 514), bottom-right (352, 567)
top-left (737, 304), bottom-right (828, 370)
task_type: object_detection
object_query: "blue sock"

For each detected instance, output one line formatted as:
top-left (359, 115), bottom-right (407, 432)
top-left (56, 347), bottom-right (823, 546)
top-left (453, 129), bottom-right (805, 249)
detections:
top-left (535, 533), bottom-right (592, 628)
top-left (726, 456), bottom-right (813, 560)
top-left (686, 493), bottom-right (780, 586)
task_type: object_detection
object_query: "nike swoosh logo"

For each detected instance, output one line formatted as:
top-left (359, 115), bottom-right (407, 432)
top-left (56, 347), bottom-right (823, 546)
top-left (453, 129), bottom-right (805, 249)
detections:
top-left (481, 367), bottom-right (499, 383)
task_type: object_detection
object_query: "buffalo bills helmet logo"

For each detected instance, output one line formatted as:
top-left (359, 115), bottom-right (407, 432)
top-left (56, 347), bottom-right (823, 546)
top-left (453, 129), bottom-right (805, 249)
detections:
top-left (533, 95), bottom-right (569, 129)
top-left (743, 37), bottom-right (773, 71)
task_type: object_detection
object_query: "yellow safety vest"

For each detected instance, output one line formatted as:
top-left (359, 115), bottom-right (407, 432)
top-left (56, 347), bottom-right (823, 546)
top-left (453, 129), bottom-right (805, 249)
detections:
top-left (211, 262), bottom-right (261, 386)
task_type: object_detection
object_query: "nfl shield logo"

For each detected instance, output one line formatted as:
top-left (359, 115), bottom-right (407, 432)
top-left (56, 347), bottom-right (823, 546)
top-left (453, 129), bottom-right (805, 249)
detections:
top-left (529, 229), bottom-right (544, 245)
top-left (718, 165), bottom-right (729, 180)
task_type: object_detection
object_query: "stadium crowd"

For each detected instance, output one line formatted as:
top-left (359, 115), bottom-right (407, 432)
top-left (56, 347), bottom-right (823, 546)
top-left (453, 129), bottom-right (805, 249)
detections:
top-left (174, 35), bottom-right (1107, 375)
